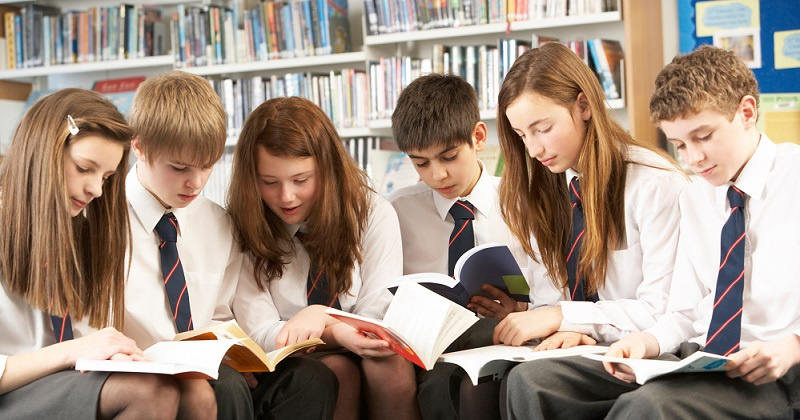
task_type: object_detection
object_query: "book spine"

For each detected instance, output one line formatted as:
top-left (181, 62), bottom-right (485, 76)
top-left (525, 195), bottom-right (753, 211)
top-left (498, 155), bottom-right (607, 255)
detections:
top-left (5, 12), bottom-right (14, 69)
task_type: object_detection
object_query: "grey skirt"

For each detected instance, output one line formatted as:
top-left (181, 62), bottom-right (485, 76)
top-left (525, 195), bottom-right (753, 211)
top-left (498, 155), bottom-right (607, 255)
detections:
top-left (0, 369), bottom-right (111, 419)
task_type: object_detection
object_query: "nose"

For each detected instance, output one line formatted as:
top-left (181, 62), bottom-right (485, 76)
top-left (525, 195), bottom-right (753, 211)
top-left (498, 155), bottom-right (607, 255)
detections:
top-left (523, 136), bottom-right (544, 158)
top-left (279, 184), bottom-right (296, 203)
top-left (685, 143), bottom-right (705, 167)
top-left (185, 170), bottom-right (204, 190)
top-left (431, 162), bottom-right (447, 181)
top-left (86, 175), bottom-right (104, 199)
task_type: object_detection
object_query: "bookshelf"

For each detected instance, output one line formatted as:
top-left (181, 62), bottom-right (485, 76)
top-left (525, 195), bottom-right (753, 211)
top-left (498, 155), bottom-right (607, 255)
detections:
top-left (0, 0), bottom-right (664, 146)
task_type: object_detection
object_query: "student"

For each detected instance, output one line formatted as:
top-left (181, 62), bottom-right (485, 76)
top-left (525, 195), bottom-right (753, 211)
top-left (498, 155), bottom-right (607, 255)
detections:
top-left (107, 72), bottom-right (336, 419)
top-left (560, 45), bottom-right (800, 419)
top-left (229, 96), bottom-right (420, 420)
top-left (388, 73), bottom-right (529, 420)
top-left (0, 88), bottom-right (180, 418)
top-left (491, 42), bottom-right (687, 416)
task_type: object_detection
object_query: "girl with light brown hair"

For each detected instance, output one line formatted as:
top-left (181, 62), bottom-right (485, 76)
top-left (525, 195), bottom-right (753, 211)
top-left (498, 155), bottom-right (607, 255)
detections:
top-left (0, 88), bottom-right (180, 418)
top-left (229, 96), bottom-right (420, 420)
top-left (489, 42), bottom-right (687, 349)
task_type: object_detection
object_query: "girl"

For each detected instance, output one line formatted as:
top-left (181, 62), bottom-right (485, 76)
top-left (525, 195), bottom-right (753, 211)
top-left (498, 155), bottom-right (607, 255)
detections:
top-left (479, 42), bottom-right (688, 415)
top-left (0, 88), bottom-right (180, 418)
top-left (229, 97), bottom-right (420, 420)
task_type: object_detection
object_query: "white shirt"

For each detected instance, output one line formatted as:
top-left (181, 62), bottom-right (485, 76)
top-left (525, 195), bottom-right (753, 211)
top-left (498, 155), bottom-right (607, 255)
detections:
top-left (388, 161), bottom-right (528, 274)
top-left (75, 164), bottom-right (241, 348)
top-left (0, 275), bottom-right (57, 381)
top-left (648, 136), bottom-right (800, 354)
top-left (528, 146), bottom-right (688, 342)
top-left (232, 193), bottom-right (402, 352)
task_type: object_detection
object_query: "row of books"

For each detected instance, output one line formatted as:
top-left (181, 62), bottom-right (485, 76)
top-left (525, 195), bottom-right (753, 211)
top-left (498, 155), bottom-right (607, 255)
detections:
top-left (363, 0), bottom-right (617, 35)
top-left (202, 150), bottom-right (234, 208)
top-left (2, 4), bottom-right (166, 70)
top-left (171, 0), bottom-right (351, 69)
top-left (208, 69), bottom-right (369, 140)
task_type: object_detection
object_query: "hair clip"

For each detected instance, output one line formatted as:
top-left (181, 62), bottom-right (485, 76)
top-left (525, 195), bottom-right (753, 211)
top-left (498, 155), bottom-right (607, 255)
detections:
top-left (67, 115), bottom-right (79, 136)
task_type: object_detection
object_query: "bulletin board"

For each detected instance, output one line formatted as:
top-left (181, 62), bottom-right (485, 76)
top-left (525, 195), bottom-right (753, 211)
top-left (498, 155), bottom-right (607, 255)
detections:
top-left (678, 0), bottom-right (800, 143)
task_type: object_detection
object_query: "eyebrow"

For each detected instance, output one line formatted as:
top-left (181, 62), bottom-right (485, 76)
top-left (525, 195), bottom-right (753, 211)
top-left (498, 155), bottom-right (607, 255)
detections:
top-left (526, 118), bottom-right (548, 130)
top-left (407, 145), bottom-right (459, 160)
top-left (259, 171), bottom-right (314, 179)
top-left (665, 124), bottom-right (714, 142)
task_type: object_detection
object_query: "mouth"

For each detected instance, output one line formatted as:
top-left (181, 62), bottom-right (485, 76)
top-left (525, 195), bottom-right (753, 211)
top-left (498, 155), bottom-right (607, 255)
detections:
top-left (436, 185), bottom-right (455, 194)
top-left (281, 205), bottom-right (300, 215)
top-left (539, 157), bottom-right (556, 166)
top-left (698, 166), bottom-right (716, 177)
top-left (71, 198), bottom-right (88, 209)
top-left (178, 193), bottom-right (198, 203)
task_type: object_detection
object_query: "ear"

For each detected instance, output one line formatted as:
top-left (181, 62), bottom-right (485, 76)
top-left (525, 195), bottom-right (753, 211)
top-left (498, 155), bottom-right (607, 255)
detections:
top-left (130, 137), bottom-right (146, 162)
top-left (576, 92), bottom-right (592, 121)
top-left (739, 95), bottom-right (758, 128)
top-left (472, 121), bottom-right (488, 152)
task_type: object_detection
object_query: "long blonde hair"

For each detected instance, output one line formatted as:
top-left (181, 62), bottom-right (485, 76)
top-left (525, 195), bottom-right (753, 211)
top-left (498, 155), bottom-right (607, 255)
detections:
top-left (0, 89), bottom-right (132, 329)
top-left (497, 43), bottom-right (673, 296)
top-left (227, 97), bottom-right (371, 295)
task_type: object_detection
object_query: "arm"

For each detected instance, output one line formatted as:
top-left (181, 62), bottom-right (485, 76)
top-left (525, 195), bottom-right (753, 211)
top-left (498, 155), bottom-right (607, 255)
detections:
top-left (726, 335), bottom-right (800, 385)
top-left (0, 327), bottom-right (143, 395)
top-left (230, 254), bottom-right (287, 352)
top-left (211, 235), bottom-right (244, 323)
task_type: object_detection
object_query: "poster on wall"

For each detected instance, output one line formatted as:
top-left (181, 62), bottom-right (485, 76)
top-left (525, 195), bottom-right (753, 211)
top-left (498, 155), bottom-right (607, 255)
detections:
top-left (774, 29), bottom-right (800, 69)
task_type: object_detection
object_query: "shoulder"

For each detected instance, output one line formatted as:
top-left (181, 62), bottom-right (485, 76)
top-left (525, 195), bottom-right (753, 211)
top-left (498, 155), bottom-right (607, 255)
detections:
top-left (186, 196), bottom-right (233, 230)
top-left (624, 146), bottom-right (689, 201)
top-left (365, 191), bottom-right (401, 236)
top-left (387, 181), bottom-right (432, 204)
top-left (772, 142), bottom-right (800, 175)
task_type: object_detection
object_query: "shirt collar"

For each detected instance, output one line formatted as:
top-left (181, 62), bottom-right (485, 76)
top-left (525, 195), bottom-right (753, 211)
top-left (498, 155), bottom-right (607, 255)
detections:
top-left (717, 133), bottom-right (774, 207)
top-left (434, 160), bottom-right (492, 220)
top-left (126, 162), bottom-right (188, 237)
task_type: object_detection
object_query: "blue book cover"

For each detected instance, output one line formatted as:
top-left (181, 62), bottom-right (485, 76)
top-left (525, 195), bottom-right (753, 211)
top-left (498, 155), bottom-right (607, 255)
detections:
top-left (327, 0), bottom-right (350, 53)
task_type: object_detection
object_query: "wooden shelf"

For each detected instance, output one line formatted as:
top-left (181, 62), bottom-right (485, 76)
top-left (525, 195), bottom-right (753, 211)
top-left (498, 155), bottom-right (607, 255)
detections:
top-left (182, 51), bottom-right (367, 77)
top-left (0, 55), bottom-right (173, 80)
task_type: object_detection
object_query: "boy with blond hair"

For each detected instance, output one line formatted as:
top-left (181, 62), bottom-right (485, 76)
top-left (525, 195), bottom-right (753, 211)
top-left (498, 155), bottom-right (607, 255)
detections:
top-left (122, 71), bottom-right (336, 419)
top-left (389, 73), bottom-right (528, 419)
top-left (503, 45), bottom-right (800, 419)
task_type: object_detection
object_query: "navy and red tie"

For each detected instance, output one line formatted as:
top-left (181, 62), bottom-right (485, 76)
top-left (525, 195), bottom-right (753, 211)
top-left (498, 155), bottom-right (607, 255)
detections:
top-left (448, 200), bottom-right (476, 277)
top-left (566, 177), bottom-right (597, 302)
top-left (705, 185), bottom-right (747, 356)
top-left (296, 231), bottom-right (341, 309)
top-left (155, 212), bottom-right (194, 333)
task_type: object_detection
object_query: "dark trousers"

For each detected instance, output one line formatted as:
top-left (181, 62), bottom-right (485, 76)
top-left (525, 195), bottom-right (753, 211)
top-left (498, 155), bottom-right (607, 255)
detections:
top-left (211, 357), bottom-right (338, 419)
top-left (417, 318), bottom-right (499, 420)
top-left (501, 343), bottom-right (800, 420)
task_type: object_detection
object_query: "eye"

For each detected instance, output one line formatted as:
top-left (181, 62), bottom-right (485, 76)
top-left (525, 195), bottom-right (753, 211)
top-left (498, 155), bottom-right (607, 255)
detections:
top-left (414, 161), bottom-right (429, 168)
top-left (674, 143), bottom-right (686, 150)
top-left (294, 178), bottom-right (308, 184)
top-left (171, 165), bottom-right (187, 172)
top-left (443, 153), bottom-right (458, 162)
top-left (538, 126), bottom-right (552, 134)
top-left (697, 133), bottom-right (711, 141)
top-left (262, 180), bottom-right (277, 186)
top-left (76, 165), bottom-right (89, 173)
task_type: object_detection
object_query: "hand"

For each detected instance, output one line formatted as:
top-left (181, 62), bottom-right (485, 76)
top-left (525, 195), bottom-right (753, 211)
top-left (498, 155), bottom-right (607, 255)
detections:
top-left (275, 305), bottom-right (330, 348)
top-left (725, 335), bottom-right (800, 385)
top-left (65, 327), bottom-right (144, 365)
top-left (328, 323), bottom-right (395, 358)
top-left (467, 284), bottom-right (527, 320)
top-left (535, 331), bottom-right (596, 351)
top-left (602, 332), bottom-right (660, 383)
top-left (493, 306), bottom-right (563, 346)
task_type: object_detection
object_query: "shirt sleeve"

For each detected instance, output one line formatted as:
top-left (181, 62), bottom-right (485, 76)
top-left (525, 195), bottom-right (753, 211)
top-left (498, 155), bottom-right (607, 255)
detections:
top-left (212, 234), bottom-right (244, 324)
top-left (231, 254), bottom-right (286, 352)
top-left (0, 354), bottom-right (7, 382)
top-left (558, 169), bottom-right (686, 343)
top-left (349, 197), bottom-right (402, 320)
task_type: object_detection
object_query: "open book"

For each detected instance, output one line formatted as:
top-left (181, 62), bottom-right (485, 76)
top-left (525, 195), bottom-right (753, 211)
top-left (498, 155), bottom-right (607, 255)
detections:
top-left (388, 243), bottom-right (529, 307)
top-left (440, 344), bottom-right (609, 385)
top-left (76, 320), bottom-right (323, 379)
top-left (582, 351), bottom-right (730, 385)
top-left (325, 282), bottom-right (478, 370)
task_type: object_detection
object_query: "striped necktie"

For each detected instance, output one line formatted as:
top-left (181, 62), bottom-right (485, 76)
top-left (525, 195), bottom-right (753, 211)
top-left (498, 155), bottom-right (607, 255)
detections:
top-left (155, 212), bottom-right (194, 333)
top-left (705, 185), bottom-right (747, 356)
top-left (50, 312), bottom-right (73, 342)
top-left (296, 231), bottom-right (341, 309)
top-left (566, 177), bottom-right (597, 302)
top-left (448, 200), bottom-right (476, 277)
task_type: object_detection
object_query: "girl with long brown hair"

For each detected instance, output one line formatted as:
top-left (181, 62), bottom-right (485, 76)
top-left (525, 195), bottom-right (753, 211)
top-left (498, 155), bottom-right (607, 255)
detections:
top-left (229, 96), bottom-right (419, 420)
top-left (491, 42), bottom-right (687, 350)
top-left (0, 88), bottom-right (180, 418)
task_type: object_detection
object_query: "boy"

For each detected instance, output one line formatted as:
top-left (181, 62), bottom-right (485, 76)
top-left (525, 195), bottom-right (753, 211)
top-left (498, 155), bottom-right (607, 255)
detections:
top-left (122, 71), bottom-right (337, 419)
top-left (389, 73), bottom-right (528, 419)
top-left (504, 46), bottom-right (800, 419)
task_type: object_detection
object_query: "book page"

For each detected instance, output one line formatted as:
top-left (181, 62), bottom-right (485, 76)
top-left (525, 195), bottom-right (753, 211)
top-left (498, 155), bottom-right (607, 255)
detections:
top-left (583, 351), bottom-right (730, 385)
top-left (264, 338), bottom-right (325, 368)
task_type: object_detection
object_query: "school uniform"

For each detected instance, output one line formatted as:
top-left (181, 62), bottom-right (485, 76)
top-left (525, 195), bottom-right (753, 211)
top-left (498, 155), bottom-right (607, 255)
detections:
top-left (232, 192), bottom-right (401, 352)
top-left (0, 276), bottom-right (112, 418)
top-left (504, 137), bottom-right (800, 419)
top-left (76, 163), bottom-right (336, 419)
top-left (389, 162), bottom-right (529, 420)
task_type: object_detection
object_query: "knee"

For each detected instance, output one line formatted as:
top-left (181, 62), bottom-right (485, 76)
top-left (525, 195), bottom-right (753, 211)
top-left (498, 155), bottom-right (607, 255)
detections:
top-left (134, 375), bottom-right (181, 420)
top-left (363, 355), bottom-right (417, 396)
top-left (612, 387), bottom-right (667, 419)
top-left (322, 355), bottom-right (361, 397)
top-left (286, 358), bottom-right (339, 400)
top-left (180, 380), bottom-right (218, 420)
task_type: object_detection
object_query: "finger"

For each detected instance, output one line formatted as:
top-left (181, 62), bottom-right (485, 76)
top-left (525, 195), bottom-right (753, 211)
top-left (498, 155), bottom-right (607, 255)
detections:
top-left (603, 361), bottom-right (616, 375)
top-left (579, 335), bottom-right (598, 346)
top-left (275, 329), bottom-right (288, 349)
top-left (493, 321), bottom-right (507, 345)
top-left (481, 284), bottom-right (507, 300)
top-left (613, 371), bottom-right (637, 383)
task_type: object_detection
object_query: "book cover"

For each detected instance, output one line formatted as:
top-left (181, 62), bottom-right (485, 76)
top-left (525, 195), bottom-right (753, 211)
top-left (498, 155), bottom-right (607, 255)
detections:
top-left (326, 282), bottom-right (479, 370)
top-left (583, 351), bottom-right (730, 385)
top-left (441, 344), bottom-right (609, 385)
top-left (388, 243), bottom-right (530, 307)
top-left (327, 0), bottom-right (350, 53)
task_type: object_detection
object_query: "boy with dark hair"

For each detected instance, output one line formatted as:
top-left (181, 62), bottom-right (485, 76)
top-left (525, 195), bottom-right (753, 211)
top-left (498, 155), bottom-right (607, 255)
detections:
top-left (389, 73), bottom-right (528, 419)
top-left (504, 45), bottom-right (800, 419)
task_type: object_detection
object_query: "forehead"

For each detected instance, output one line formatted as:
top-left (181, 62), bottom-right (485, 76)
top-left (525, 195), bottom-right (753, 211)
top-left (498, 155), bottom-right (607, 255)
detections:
top-left (256, 147), bottom-right (316, 175)
top-left (506, 92), bottom-right (569, 126)
top-left (659, 109), bottom-right (731, 139)
top-left (406, 142), bottom-right (468, 159)
top-left (66, 135), bottom-right (124, 170)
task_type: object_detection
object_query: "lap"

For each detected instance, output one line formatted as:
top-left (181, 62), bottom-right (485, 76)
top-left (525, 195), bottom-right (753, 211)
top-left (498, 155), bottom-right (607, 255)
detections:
top-left (0, 369), bottom-right (110, 419)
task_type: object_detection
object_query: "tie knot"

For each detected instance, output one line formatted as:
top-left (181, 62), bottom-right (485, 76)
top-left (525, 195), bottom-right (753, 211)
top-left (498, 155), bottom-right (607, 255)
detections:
top-left (449, 200), bottom-right (475, 221)
top-left (569, 177), bottom-right (582, 205)
top-left (155, 212), bottom-right (179, 243)
top-left (727, 186), bottom-right (747, 209)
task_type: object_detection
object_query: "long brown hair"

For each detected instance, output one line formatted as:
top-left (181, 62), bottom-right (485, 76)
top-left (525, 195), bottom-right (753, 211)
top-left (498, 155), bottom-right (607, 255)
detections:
top-left (0, 88), bottom-right (132, 328)
top-left (497, 42), bottom-right (673, 296)
top-left (227, 97), bottom-right (371, 295)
